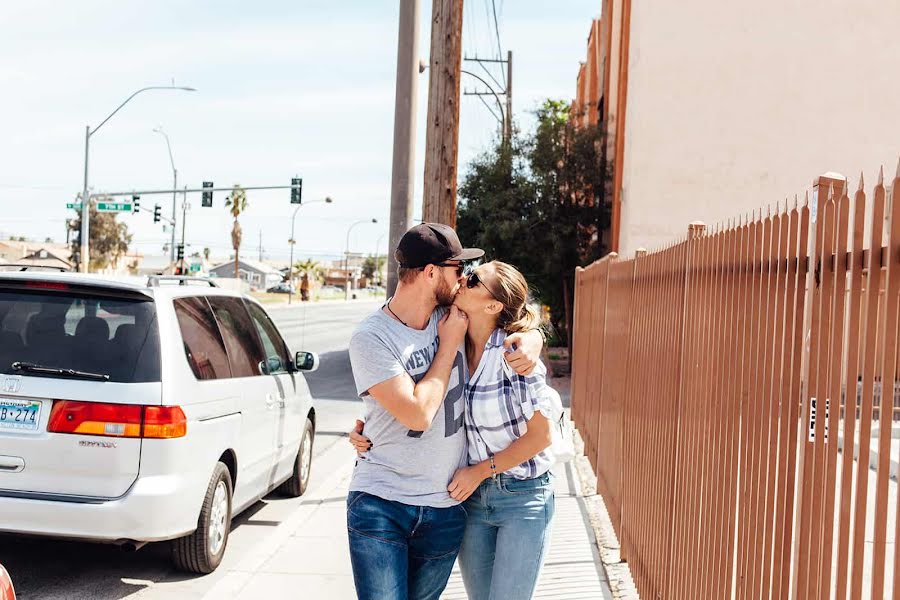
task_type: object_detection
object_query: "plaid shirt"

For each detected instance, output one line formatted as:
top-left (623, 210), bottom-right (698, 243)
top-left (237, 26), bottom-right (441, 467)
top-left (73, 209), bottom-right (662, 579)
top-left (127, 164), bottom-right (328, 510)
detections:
top-left (464, 328), bottom-right (555, 480)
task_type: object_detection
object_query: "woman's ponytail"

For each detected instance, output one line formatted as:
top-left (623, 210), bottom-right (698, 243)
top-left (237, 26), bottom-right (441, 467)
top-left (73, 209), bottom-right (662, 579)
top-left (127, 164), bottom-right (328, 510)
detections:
top-left (491, 261), bottom-right (545, 336)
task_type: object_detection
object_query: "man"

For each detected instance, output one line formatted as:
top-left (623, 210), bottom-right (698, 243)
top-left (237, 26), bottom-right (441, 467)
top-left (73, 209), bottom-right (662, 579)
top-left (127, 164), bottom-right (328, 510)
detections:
top-left (346, 223), bottom-right (543, 600)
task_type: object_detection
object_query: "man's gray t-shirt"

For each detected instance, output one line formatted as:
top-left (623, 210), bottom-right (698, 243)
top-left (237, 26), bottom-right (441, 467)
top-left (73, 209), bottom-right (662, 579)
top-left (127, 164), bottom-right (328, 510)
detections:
top-left (348, 307), bottom-right (467, 508)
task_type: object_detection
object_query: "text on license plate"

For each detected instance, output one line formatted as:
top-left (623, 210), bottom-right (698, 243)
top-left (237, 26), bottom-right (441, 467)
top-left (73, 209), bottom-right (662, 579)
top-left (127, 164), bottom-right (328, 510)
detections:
top-left (0, 400), bottom-right (41, 431)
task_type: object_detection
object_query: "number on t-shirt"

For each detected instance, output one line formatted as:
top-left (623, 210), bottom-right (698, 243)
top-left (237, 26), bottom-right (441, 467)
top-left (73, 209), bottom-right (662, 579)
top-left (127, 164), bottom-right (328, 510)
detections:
top-left (407, 351), bottom-right (465, 438)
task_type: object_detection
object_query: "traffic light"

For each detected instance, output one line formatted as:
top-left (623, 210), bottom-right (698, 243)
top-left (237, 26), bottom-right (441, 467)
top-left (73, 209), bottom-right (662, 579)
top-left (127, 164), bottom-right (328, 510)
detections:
top-left (176, 243), bottom-right (185, 261)
top-left (202, 182), bottom-right (213, 207)
top-left (291, 177), bottom-right (302, 204)
top-left (153, 204), bottom-right (162, 223)
top-left (132, 195), bottom-right (140, 214)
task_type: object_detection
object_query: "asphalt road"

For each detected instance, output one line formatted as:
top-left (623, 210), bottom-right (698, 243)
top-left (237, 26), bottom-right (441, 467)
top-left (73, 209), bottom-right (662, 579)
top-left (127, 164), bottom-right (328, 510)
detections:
top-left (0, 299), bottom-right (381, 600)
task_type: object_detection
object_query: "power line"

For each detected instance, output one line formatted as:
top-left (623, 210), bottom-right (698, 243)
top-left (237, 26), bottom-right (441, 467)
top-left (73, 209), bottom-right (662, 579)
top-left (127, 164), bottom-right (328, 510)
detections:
top-left (490, 0), bottom-right (503, 61)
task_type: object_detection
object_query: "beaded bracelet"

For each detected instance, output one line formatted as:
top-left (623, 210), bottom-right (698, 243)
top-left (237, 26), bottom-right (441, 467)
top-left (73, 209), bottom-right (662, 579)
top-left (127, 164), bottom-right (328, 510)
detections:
top-left (489, 455), bottom-right (498, 480)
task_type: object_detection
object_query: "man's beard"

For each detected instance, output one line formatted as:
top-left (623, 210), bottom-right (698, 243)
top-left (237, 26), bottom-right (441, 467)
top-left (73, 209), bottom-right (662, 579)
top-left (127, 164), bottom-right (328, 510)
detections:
top-left (435, 276), bottom-right (457, 307)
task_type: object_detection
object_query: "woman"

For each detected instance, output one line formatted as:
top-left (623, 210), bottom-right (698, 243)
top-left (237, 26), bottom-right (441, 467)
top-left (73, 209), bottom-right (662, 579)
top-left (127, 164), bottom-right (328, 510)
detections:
top-left (351, 260), bottom-right (557, 600)
top-left (446, 260), bottom-right (556, 600)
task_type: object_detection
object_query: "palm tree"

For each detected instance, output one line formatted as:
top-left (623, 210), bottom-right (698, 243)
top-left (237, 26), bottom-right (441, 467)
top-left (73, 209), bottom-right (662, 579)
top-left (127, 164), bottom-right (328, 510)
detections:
top-left (224, 185), bottom-right (248, 280)
top-left (293, 258), bottom-right (325, 284)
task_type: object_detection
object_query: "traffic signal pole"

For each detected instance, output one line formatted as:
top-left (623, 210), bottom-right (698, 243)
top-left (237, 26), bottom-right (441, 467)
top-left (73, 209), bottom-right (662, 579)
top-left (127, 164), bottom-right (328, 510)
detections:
top-left (171, 169), bottom-right (178, 264)
top-left (180, 186), bottom-right (188, 274)
top-left (82, 180), bottom-right (303, 275)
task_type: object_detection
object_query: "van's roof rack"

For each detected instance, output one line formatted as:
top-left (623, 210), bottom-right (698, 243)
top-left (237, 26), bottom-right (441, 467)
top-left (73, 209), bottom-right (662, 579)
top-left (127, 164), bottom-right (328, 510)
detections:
top-left (0, 264), bottom-right (70, 272)
top-left (147, 276), bottom-right (219, 288)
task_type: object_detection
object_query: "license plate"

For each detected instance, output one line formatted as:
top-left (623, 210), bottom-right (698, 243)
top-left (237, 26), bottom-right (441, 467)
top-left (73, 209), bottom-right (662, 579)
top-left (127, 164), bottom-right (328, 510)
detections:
top-left (0, 400), bottom-right (42, 432)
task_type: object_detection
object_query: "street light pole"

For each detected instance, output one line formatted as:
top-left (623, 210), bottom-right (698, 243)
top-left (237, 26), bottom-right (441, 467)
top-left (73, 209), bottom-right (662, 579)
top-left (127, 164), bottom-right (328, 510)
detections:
top-left (344, 218), bottom-right (378, 298)
top-left (288, 196), bottom-right (334, 304)
top-left (79, 85), bottom-right (196, 273)
top-left (375, 232), bottom-right (387, 286)
top-left (153, 126), bottom-right (178, 265)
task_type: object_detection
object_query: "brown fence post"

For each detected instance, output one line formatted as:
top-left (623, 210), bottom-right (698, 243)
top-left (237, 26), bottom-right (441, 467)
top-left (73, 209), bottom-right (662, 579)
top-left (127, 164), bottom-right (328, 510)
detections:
top-left (620, 247), bottom-right (646, 563)
top-left (664, 221), bottom-right (705, 597)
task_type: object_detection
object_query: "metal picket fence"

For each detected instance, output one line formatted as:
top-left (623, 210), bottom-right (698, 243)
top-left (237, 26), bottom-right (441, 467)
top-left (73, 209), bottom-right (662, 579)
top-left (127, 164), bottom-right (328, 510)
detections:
top-left (571, 166), bottom-right (900, 599)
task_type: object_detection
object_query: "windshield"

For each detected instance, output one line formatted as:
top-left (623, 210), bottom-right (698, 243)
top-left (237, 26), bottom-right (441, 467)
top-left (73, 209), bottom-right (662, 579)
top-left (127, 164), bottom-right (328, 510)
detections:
top-left (0, 288), bottom-right (161, 383)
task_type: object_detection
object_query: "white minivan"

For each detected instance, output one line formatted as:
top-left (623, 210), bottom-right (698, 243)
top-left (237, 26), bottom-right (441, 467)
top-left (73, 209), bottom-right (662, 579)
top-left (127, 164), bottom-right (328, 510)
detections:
top-left (0, 271), bottom-right (318, 573)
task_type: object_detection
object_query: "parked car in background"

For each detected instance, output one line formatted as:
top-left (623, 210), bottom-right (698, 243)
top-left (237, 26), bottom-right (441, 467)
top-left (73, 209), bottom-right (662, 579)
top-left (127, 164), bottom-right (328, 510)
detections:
top-left (0, 272), bottom-right (320, 574)
top-left (318, 285), bottom-right (344, 295)
top-left (0, 564), bottom-right (14, 599)
top-left (265, 282), bottom-right (295, 294)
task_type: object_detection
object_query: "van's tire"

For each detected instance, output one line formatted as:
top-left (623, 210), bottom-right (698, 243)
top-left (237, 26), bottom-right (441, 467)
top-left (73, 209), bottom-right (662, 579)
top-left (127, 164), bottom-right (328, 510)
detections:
top-left (172, 462), bottom-right (233, 574)
top-left (278, 418), bottom-right (314, 497)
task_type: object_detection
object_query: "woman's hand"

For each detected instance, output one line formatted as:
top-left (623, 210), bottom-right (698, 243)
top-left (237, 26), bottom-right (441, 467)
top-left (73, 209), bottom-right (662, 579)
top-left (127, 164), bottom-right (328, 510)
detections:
top-left (447, 463), bottom-right (490, 502)
top-left (504, 329), bottom-right (544, 375)
top-left (348, 419), bottom-right (372, 456)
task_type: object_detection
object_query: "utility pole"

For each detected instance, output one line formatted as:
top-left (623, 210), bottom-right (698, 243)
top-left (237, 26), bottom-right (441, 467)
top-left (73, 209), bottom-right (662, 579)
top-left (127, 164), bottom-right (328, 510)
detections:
top-left (258, 229), bottom-right (263, 262)
top-left (422, 0), bottom-right (464, 228)
top-left (462, 53), bottom-right (511, 146)
top-left (387, 0), bottom-right (421, 297)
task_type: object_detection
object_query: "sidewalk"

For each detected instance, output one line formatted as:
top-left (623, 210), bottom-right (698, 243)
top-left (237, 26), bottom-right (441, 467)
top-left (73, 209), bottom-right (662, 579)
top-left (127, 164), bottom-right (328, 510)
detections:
top-left (203, 443), bottom-right (612, 599)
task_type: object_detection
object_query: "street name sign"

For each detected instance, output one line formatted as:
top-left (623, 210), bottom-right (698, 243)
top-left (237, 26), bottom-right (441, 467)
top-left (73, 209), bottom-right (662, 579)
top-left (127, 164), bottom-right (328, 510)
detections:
top-left (96, 202), bottom-right (133, 212)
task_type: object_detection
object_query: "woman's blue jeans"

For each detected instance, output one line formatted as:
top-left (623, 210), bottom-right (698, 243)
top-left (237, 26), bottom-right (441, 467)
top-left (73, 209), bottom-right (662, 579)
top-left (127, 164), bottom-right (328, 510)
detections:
top-left (347, 491), bottom-right (468, 600)
top-left (458, 471), bottom-right (555, 600)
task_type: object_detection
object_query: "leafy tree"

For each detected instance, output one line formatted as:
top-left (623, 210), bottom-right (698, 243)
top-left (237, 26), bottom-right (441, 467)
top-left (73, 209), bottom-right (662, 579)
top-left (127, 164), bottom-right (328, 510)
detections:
top-left (203, 247), bottom-right (211, 261)
top-left (457, 99), bottom-right (610, 351)
top-left (224, 185), bottom-right (248, 280)
top-left (69, 198), bottom-right (133, 272)
top-left (362, 255), bottom-right (387, 284)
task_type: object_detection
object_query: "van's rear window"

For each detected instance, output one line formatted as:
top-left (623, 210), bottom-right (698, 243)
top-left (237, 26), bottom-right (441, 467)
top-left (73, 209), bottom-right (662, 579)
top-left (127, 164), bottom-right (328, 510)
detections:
top-left (0, 289), bottom-right (161, 383)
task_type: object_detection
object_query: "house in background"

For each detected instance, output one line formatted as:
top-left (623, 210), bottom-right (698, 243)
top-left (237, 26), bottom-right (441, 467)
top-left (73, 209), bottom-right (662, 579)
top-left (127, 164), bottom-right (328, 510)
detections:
top-left (209, 258), bottom-right (283, 291)
top-left (18, 248), bottom-right (73, 271)
top-left (0, 239), bottom-right (73, 266)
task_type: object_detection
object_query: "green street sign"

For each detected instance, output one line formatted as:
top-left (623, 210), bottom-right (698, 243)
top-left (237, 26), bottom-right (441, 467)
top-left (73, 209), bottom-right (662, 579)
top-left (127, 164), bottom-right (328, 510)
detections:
top-left (96, 202), bottom-right (132, 212)
top-left (66, 203), bottom-right (83, 209)
top-left (189, 263), bottom-right (202, 273)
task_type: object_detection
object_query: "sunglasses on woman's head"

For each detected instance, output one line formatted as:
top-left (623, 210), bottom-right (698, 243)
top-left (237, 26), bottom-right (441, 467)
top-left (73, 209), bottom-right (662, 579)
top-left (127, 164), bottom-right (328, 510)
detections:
top-left (467, 271), bottom-right (500, 301)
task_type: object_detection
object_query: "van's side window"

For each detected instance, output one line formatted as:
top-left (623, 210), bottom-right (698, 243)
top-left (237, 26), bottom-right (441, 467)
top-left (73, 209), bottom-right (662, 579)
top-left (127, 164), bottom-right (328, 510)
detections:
top-left (246, 301), bottom-right (290, 374)
top-left (208, 297), bottom-right (266, 378)
top-left (174, 297), bottom-right (232, 380)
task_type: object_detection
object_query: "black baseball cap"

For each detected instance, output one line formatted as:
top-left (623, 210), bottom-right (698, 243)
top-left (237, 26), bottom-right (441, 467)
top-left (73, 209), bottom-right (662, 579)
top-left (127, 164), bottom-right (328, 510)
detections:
top-left (397, 223), bottom-right (484, 269)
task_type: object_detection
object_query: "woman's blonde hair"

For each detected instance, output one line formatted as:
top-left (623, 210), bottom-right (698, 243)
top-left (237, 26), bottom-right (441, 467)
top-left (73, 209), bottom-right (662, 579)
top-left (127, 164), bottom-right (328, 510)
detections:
top-left (487, 261), bottom-right (544, 334)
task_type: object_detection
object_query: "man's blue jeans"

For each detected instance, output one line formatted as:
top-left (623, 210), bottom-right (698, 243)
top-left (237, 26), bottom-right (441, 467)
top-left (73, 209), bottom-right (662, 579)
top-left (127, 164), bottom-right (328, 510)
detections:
top-left (457, 472), bottom-right (555, 600)
top-left (347, 491), bottom-right (467, 600)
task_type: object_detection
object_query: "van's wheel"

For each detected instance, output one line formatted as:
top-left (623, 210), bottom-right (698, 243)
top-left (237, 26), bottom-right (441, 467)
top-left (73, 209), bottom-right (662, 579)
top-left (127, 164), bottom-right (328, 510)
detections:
top-left (172, 461), bottom-right (233, 574)
top-left (278, 417), bottom-right (314, 497)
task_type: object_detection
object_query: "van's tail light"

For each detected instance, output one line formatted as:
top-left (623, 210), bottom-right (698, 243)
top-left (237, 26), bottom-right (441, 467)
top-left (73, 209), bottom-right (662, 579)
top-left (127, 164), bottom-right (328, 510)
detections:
top-left (48, 401), bottom-right (186, 439)
top-left (143, 406), bottom-right (187, 439)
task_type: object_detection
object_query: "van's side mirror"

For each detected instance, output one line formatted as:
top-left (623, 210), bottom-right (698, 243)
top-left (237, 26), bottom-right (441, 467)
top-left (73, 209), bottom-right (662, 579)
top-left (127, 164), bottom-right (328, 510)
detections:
top-left (295, 351), bottom-right (319, 372)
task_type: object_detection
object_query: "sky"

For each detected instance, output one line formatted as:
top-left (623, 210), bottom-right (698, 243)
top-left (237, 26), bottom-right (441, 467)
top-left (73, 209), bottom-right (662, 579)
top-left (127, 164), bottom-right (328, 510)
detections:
top-left (0, 0), bottom-right (600, 265)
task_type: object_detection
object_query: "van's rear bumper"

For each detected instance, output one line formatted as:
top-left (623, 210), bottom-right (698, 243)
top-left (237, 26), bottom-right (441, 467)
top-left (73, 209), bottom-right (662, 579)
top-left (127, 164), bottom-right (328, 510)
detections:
top-left (0, 470), bottom-right (207, 542)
